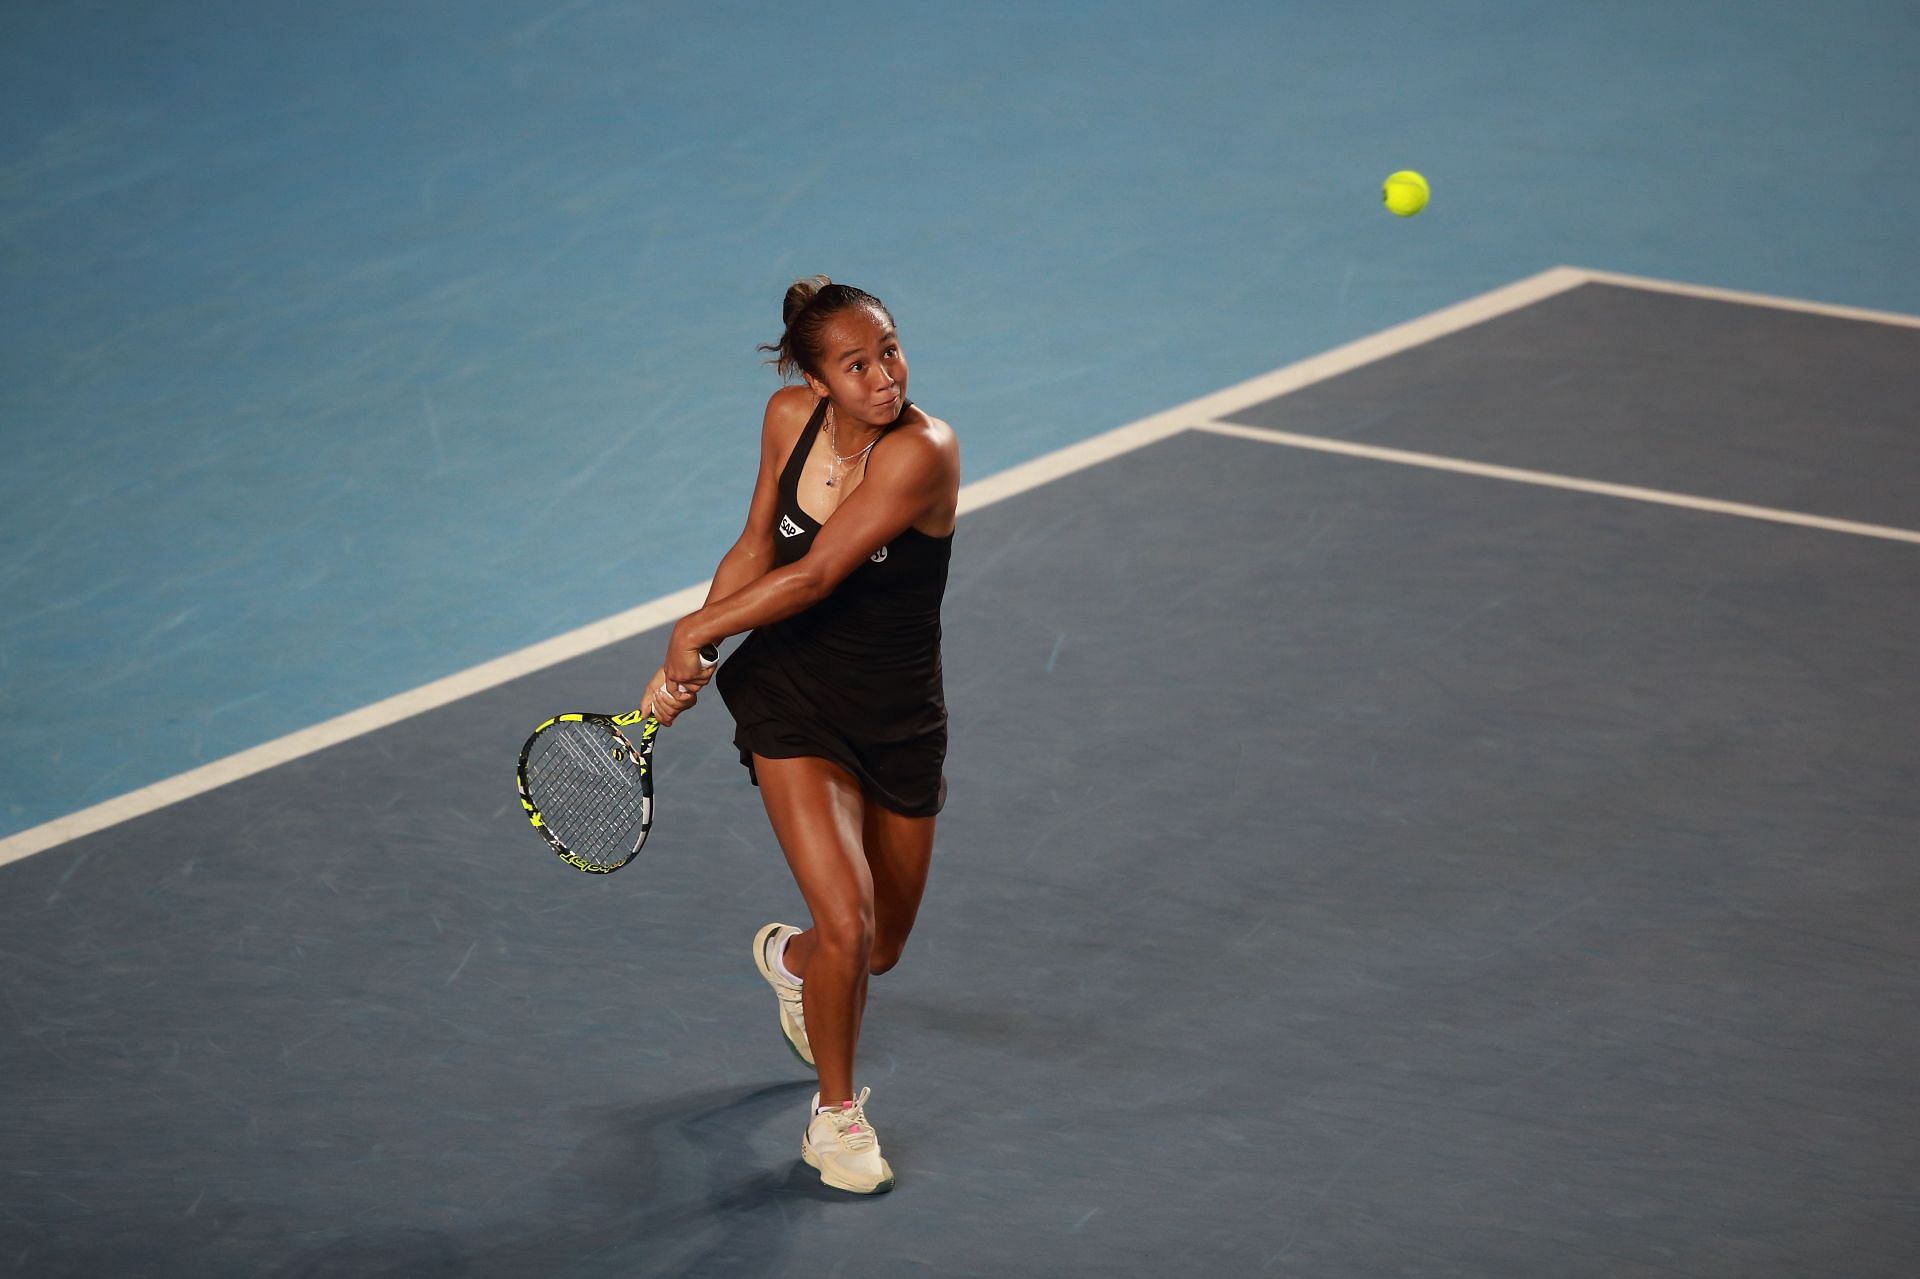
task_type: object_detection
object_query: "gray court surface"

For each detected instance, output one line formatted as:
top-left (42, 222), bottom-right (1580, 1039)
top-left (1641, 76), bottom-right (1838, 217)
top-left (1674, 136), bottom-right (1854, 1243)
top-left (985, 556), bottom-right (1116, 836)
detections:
top-left (5, 284), bottom-right (1918, 1276)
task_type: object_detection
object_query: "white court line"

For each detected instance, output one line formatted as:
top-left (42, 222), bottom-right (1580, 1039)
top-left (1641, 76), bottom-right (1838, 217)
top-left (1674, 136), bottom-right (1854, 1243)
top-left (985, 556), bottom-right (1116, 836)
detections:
top-left (1193, 420), bottom-right (1920, 546)
top-left (955, 266), bottom-right (1595, 515)
top-left (0, 582), bottom-right (710, 869)
top-left (1575, 268), bottom-right (1920, 330)
top-left (3, 265), bottom-right (1912, 866)
top-left (1, 267), bottom-right (1585, 868)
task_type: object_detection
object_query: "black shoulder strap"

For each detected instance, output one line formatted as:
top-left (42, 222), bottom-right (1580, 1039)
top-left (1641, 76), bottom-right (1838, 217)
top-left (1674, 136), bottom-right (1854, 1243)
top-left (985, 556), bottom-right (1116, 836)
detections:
top-left (779, 397), bottom-right (828, 493)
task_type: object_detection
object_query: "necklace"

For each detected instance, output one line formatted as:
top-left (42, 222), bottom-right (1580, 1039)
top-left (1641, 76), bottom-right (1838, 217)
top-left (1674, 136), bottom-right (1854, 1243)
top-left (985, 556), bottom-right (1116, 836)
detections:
top-left (823, 406), bottom-right (879, 488)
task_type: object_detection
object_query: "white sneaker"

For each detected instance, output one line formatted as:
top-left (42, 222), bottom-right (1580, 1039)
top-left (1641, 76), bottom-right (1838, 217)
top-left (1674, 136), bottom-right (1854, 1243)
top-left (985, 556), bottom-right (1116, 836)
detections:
top-left (802, 1088), bottom-right (895, 1194)
top-left (752, 921), bottom-right (813, 1066)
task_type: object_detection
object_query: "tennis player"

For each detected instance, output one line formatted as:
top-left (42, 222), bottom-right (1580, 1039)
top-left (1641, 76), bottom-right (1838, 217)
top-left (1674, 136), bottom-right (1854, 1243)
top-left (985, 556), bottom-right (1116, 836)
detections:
top-left (643, 277), bottom-right (957, 1195)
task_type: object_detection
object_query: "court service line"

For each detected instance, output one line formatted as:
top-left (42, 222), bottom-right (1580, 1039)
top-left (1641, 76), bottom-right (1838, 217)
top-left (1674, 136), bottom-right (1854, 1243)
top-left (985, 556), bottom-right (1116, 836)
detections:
top-left (1192, 420), bottom-right (1920, 546)
top-left (0, 267), bottom-right (1590, 868)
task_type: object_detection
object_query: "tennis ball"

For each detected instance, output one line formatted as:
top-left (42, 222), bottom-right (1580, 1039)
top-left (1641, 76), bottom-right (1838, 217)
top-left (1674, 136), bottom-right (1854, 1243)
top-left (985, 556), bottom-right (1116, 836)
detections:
top-left (1383, 170), bottom-right (1430, 217)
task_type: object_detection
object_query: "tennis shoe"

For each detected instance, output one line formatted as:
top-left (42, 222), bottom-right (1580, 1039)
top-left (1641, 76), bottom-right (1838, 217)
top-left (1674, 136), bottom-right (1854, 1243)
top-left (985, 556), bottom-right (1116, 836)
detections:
top-left (752, 921), bottom-right (813, 1066)
top-left (802, 1088), bottom-right (895, 1194)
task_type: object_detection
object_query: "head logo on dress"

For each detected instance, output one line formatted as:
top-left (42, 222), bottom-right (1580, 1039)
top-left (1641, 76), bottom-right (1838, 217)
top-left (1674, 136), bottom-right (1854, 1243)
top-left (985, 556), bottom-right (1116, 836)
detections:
top-left (779, 514), bottom-right (804, 538)
top-left (868, 546), bottom-right (889, 563)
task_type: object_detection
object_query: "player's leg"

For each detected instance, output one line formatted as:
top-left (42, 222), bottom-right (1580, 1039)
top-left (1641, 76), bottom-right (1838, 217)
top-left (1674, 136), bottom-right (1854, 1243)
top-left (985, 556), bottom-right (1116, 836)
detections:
top-left (777, 800), bottom-right (934, 989)
top-left (752, 753), bottom-right (896, 1193)
top-left (750, 753), bottom-right (872, 1107)
top-left (864, 803), bottom-right (934, 977)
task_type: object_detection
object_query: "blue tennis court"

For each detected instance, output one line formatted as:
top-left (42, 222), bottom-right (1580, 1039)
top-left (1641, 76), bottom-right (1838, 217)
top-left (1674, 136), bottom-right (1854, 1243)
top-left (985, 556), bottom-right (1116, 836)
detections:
top-left (5, 4), bottom-right (1918, 1275)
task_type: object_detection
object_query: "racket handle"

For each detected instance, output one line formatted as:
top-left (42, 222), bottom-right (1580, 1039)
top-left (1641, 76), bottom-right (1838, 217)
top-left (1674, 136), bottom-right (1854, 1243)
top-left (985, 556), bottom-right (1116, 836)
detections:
top-left (698, 643), bottom-right (719, 669)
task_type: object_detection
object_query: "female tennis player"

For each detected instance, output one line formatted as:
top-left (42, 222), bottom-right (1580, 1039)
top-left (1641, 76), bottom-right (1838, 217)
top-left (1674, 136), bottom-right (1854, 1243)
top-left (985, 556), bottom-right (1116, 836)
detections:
top-left (642, 277), bottom-right (957, 1195)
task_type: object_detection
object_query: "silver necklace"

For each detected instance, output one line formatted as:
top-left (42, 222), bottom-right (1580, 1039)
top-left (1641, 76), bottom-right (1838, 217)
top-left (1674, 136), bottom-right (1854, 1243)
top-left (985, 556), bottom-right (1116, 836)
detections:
top-left (824, 406), bottom-right (878, 488)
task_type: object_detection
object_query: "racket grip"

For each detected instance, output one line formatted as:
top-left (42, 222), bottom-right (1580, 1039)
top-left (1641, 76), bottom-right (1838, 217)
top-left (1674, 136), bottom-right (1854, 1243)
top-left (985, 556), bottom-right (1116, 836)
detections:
top-left (697, 643), bottom-right (719, 669)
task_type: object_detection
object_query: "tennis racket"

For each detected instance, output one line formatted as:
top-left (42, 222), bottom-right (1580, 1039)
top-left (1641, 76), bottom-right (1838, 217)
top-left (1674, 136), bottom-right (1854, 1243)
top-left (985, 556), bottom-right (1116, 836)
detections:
top-left (516, 645), bottom-right (717, 874)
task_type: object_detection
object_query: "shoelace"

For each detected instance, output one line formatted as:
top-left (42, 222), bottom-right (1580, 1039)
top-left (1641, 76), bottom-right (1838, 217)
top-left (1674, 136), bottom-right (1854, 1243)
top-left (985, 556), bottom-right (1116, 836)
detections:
top-left (821, 1087), bottom-right (877, 1151)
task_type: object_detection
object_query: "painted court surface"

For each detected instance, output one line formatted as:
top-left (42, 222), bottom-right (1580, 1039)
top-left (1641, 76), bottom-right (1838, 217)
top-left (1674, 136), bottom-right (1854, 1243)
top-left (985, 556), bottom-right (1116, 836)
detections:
top-left (4, 272), bottom-right (1917, 1276)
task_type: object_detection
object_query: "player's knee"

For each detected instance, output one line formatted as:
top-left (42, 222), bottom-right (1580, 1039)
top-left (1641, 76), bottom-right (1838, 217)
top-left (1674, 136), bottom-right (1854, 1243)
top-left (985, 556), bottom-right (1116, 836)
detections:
top-left (868, 940), bottom-right (904, 976)
top-left (813, 907), bottom-right (874, 960)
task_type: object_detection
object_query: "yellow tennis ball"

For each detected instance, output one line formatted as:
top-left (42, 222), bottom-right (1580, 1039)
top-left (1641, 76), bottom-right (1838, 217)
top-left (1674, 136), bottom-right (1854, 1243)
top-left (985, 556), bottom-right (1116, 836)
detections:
top-left (1383, 170), bottom-right (1430, 217)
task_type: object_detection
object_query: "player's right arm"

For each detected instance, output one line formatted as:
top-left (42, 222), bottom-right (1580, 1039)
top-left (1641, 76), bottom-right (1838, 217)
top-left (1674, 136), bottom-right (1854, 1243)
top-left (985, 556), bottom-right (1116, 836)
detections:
top-left (647, 387), bottom-right (809, 723)
top-left (707, 385), bottom-right (811, 603)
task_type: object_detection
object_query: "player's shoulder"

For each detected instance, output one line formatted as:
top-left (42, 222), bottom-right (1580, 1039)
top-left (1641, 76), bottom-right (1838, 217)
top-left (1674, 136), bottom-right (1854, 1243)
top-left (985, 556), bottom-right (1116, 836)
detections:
top-left (869, 405), bottom-right (958, 496)
top-left (761, 384), bottom-right (818, 448)
top-left (890, 403), bottom-right (957, 460)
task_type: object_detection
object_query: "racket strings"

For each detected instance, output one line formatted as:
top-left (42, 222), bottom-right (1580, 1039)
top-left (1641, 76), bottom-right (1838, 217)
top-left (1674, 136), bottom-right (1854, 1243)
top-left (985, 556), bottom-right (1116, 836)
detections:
top-left (524, 722), bottom-right (649, 868)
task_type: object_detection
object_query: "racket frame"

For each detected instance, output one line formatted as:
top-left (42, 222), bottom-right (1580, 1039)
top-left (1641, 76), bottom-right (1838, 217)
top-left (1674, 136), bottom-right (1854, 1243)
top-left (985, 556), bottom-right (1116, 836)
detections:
top-left (515, 645), bottom-right (717, 874)
top-left (516, 710), bottom-right (658, 873)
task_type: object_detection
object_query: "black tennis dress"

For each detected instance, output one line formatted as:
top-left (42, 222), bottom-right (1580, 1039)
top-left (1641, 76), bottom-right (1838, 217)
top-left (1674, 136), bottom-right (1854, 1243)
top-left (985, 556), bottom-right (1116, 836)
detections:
top-left (716, 397), bottom-right (952, 817)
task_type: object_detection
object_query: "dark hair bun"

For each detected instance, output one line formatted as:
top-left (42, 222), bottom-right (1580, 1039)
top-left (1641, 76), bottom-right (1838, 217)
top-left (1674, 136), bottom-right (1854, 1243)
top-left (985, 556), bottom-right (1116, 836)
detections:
top-left (782, 275), bottom-right (832, 327)
top-left (759, 276), bottom-right (890, 381)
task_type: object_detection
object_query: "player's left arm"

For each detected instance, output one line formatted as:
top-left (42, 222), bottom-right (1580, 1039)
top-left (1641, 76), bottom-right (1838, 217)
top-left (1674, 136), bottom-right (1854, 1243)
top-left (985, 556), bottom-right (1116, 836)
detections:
top-left (663, 419), bottom-right (957, 680)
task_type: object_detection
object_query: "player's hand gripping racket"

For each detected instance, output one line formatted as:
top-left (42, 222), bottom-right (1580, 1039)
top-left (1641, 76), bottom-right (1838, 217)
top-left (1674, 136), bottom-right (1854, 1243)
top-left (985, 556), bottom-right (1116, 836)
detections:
top-left (516, 644), bottom-right (717, 874)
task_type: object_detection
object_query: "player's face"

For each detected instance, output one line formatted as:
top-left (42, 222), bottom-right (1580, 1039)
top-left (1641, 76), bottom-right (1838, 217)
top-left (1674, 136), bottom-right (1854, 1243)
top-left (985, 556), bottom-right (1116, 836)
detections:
top-left (805, 306), bottom-right (907, 428)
